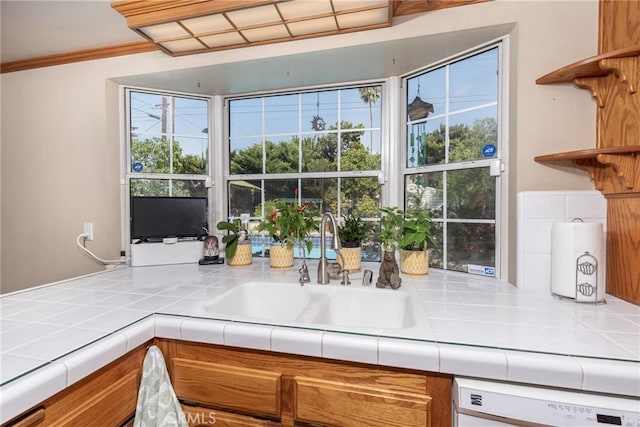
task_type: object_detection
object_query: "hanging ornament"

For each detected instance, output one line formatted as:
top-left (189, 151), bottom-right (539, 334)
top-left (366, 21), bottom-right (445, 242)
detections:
top-left (311, 114), bottom-right (326, 131)
top-left (408, 82), bottom-right (434, 121)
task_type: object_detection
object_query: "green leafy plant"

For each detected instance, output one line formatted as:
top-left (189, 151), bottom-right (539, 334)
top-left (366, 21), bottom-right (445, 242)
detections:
top-left (338, 214), bottom-right (372, 248)
top-left (257, 200), bottom-right (318, 254)
top-left (216, 218), bottom-right (250, 259)
top-left (378, 206), bottom-right (404, 251)
top-left (400, 210), bottom-right (435, 251)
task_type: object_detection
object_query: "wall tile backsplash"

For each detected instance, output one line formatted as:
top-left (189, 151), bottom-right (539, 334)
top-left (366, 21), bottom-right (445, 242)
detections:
top-left (517, 191), bottom-right (607, 292)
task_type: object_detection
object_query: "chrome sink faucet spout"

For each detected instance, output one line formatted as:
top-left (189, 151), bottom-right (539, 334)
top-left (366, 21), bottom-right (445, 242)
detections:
top-left (318, 212), bottom-right (341, 284)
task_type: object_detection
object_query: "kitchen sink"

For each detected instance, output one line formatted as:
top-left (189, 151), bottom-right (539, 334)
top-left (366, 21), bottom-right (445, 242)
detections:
top-left (303, 287), bottom-right (415, 329)
top-left (202, 281), bottom-right (313, 321)
top-left (201, 281), bottom-right (422, 332)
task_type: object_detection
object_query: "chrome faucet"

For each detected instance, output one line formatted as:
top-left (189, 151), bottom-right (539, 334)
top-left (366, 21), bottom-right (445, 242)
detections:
top-left (318, 212), bottom-right (342, 284)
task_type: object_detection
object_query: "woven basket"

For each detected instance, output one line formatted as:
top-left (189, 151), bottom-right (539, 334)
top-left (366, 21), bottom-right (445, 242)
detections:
top-left (228, 243), bottom-right (252, 266)
top-left (337, 247), bottom-right (362, 272)
top-left (400, 249), bottom-right (429, 275)
top-left (269, 245), bottom-right (294, 268)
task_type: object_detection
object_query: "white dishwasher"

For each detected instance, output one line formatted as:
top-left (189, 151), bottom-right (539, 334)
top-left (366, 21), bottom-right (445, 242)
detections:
top-left (453, 377), bottom-right (640, 426)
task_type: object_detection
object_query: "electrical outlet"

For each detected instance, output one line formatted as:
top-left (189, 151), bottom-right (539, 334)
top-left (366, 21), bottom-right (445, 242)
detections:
top-left (83, 222), bottom-right (94, 241)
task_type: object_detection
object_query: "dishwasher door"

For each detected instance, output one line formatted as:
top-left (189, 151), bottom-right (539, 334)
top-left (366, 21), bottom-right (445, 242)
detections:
top-left (453, 377), bottom-right (640, 427)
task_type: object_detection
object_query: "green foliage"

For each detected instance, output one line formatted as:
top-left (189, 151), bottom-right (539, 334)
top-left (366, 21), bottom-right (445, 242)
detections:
top-left (400, 210), bottom-right (435, 251)
top-left (338, 214), bottom-right (372, 247)
top-left (257, 201), bottom-right (318, 253)
top-left (378, 207), bottom-right (404, 251)
top-left (130, 136), bottom-right (207, 197)
top-left (379, 207), bottom-right (435, 252)
top-left (216, 218), bottom-right (249, 259)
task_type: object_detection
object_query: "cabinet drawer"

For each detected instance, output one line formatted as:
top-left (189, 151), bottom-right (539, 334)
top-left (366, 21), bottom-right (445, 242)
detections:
top-left (172, 358), bottom-right (281, 419)
top-left (294, 377), bottom-right (430, 427)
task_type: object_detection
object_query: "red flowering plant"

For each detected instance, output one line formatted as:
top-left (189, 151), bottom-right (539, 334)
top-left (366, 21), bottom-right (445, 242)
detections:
top-left (257, 200), bottom-right (318, 254)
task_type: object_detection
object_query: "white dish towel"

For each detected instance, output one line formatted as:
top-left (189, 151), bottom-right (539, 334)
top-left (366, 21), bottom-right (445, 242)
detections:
top-left (134, 345), bottom-right (188, 427)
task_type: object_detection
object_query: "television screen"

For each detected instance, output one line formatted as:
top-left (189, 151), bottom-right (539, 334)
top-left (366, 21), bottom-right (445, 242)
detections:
top-left (130, 196), bottom-right (208, 241)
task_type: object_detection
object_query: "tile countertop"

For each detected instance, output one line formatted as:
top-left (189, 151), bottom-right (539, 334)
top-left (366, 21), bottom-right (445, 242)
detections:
top-left (1, 259), bottom-right (639, 423)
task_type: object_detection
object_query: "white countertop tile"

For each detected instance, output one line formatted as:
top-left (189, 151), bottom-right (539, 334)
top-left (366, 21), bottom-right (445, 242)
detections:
top-left (322, 332), bottom-right (378, 364)
top-left (1, 259), bottom-right (638, 423)
top-left (0, 362), bottom-right (68, 425)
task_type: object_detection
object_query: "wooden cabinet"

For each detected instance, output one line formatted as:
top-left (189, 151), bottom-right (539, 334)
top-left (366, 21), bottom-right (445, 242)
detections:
top-left (2, 342), bottom-right (150, 427)
top-left (158, 339), bottom-right (452, 427)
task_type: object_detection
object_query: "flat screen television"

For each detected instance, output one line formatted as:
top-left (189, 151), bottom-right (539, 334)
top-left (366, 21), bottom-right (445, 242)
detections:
top-left (130, 196), bottom-right (208, 241)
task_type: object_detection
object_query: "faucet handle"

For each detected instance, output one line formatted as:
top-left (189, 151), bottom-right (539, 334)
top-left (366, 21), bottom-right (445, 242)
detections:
top-left (298, 262), bottom-right (310, 285)
top-left (362, 269), bottom-right (373, 286)
top-left (340, 269), bottom-right (351, 286)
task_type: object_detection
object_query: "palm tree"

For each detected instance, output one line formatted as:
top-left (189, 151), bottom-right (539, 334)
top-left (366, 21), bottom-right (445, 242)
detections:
top-left (359, 86), bottom-right (381, 152)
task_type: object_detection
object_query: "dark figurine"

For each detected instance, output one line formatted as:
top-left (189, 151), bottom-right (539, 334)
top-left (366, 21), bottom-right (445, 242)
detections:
top-left (199, 235), bottom-right (225, 265)
top-left (376, 250), bottom-right (402, 289)
top-left (203, 235), bottom-right (219, 259)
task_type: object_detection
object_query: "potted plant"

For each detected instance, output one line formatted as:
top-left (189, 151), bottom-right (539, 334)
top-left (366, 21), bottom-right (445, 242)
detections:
top-left (337, 214), bottom-right (371, 272)
top-left (216, 216), bottom-right (252, 266)
top-left (378, 206), bottom-right (404, 251)
top-left (257, 200), bottom-right (317, 268)
top-left (399, 209), bottom-right (436, 275)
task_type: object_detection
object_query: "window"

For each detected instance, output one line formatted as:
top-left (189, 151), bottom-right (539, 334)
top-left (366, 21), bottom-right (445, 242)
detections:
top-left (403, 46), bottom-right (501, 276)
top-left (227, 85), bottom-right (384, 259)
top-left (125, 89), bottom-right (211, 240)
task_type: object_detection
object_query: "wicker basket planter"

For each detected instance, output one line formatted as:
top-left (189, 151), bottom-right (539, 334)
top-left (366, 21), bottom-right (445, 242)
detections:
top-left (400, 249), bottom-right (429, 275)
top-left (337, 246), bottom-right (362, 272)
top-left (227, 243), bottom-right (253, 266)
top-left (269, 245), bottom-right (294, 268)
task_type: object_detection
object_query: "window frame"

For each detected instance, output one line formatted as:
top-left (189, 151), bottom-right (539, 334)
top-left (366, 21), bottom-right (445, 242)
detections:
top-left (222, 81), bottom-right (388, 218)
top-left (399, 39), bottom-right (509, 279)
top-left (121, 86), bottom-right (214, 249)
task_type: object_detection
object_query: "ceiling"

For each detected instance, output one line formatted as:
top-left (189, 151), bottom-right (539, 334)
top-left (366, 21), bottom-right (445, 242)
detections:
top-left (0, 0), bottom-right (505, 96)
top-left (0, 1), bottom-right (143, 64)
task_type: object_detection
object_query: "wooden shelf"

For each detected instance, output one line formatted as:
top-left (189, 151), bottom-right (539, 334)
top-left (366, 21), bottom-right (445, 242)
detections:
top-left (535, 145), bottom-right (640, 195)
top-left (534, 145), bottom-right (640, 162)
top-left (536, 44), bottom-right (640, 84)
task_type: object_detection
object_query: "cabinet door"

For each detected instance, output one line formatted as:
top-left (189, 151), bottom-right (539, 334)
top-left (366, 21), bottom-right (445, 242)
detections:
top-left (49, 370), bottom-right (140, 427)
top-left (181, 405), bottom-right (280, 427)
top-left (172, 358), bottom-right (282, 419)
top-left (294, 377), bottom-right (431, 427)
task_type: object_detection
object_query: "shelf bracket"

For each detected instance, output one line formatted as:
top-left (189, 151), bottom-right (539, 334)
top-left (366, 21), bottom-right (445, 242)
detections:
top-left (572, 153), bottom-right (639, 193)
top-left (574, 55), bottom-right (639, 108)
top-left (574, 76), bottom-right (608, 108)
top-left (596, 152), bottom-right (638, 190)
top-left (599, 56), bottom-right (638, 95)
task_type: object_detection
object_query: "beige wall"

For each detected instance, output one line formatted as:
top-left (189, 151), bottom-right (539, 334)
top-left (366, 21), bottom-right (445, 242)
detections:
top-left (0, 0), bottom-right (599, 292)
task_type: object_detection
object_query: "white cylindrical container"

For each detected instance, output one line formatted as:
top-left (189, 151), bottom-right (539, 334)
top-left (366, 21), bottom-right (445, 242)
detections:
top-left (551, 221), bottom-right (605, 302)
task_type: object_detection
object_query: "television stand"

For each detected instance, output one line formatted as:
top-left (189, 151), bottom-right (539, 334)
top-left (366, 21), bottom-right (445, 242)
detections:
top-left (130, 239), bottom-right (202, 267)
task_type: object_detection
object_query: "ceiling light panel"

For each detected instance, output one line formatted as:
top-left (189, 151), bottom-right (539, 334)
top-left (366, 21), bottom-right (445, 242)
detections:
top-left (278, 0), bottom-right (333, 19)
top-left (140, 22), bottom-right (189, 41)
top-left (226, 4), bottom-right (282, 28)
top-left (182, 14), bottom-right (233, 35)
top-left (337, 8), bottom-right (389, 29)
top-left (160, 38), bottom-right (205, 53)
top-left (200, 32), bottom-right (246, 48)
top-left (241, 24), bottom-right (290, 42)
top-left (287, 17), bottom-right (337, 36)
top-left (113, 0), bottom-right (393, 56)
top-left (332, 0), bottom-right (388, 12)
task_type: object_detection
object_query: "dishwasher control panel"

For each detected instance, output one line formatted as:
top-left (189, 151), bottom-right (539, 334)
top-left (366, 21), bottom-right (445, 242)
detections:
top-left (454, 378), bottom-right (640, 427)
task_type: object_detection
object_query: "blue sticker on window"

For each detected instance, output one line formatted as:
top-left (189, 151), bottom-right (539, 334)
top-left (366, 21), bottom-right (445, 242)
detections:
top-left (482, 144), bottom-right (496, 158)
top-left (132, 162), bottom-right (143, 172)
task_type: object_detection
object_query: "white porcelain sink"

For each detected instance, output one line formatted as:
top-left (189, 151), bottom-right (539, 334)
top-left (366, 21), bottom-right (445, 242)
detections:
top-left (304, 287), bottom-right (415, 329)
top-left (202, 281), bottom-right (313, 321)
top-left (201, 281), bottom-right (421, 332)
